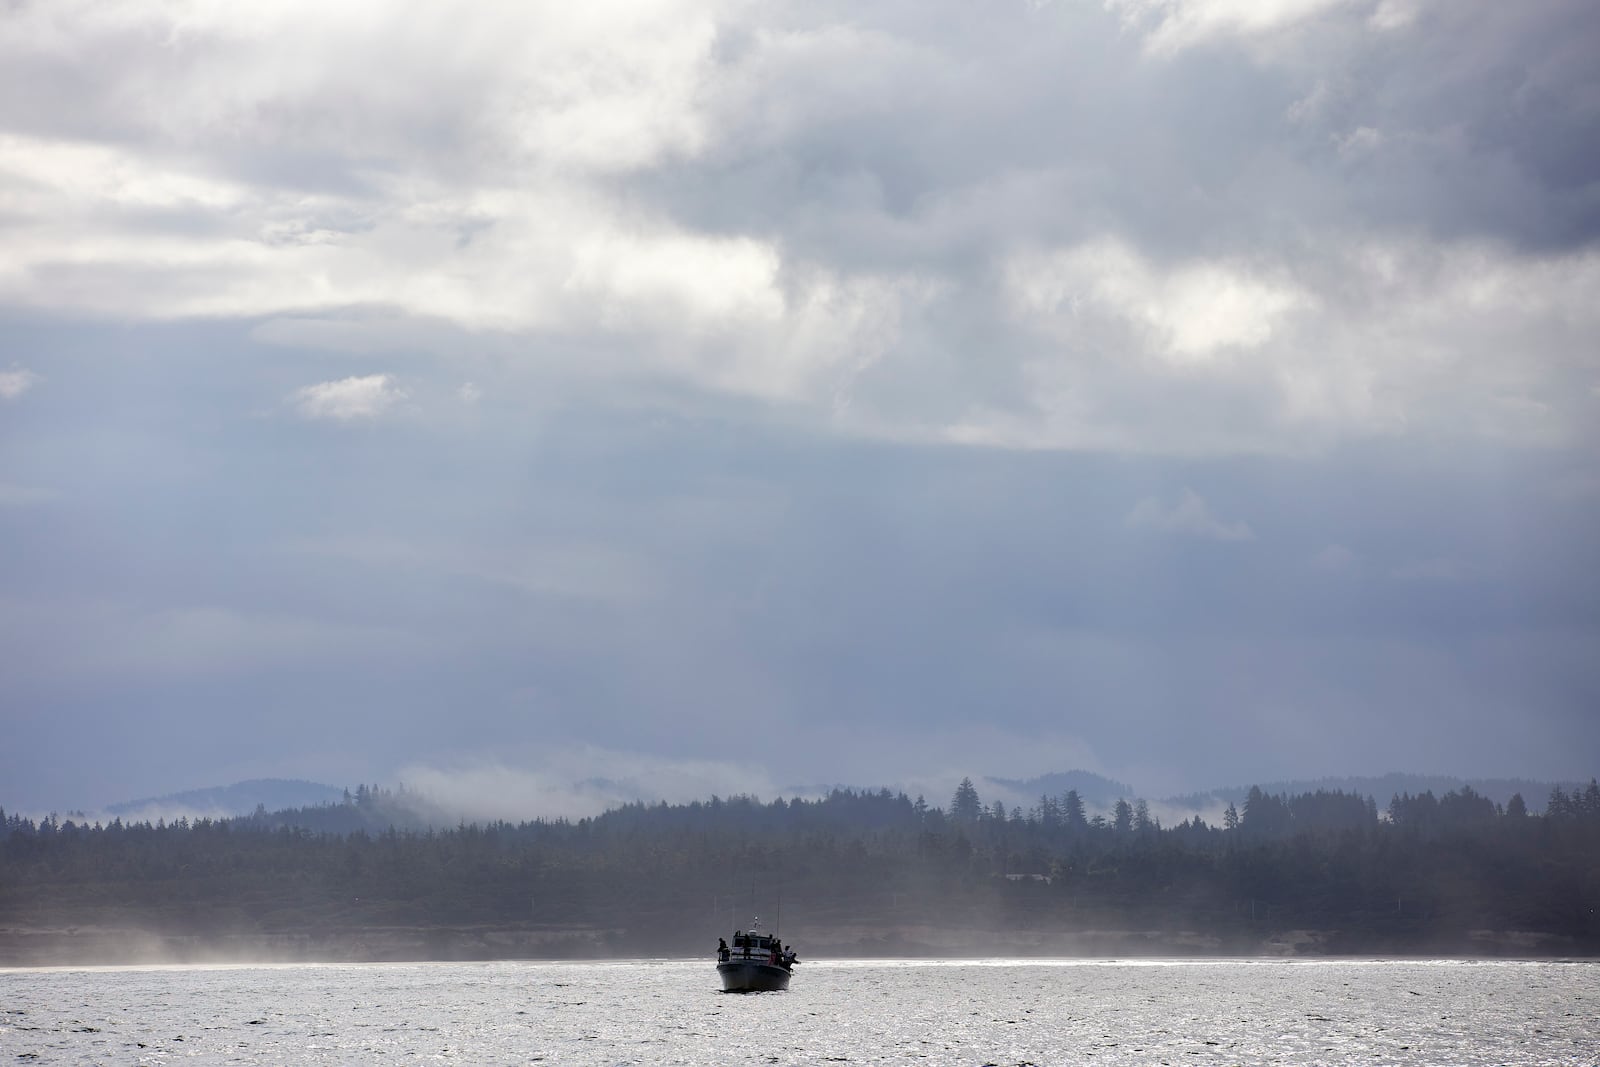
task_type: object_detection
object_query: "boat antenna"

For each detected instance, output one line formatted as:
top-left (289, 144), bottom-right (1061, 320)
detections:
top-left (776, 893), bottom-right (782, 936)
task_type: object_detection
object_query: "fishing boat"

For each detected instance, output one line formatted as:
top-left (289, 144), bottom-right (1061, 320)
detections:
top-left (716, 920), bottom-right (796, 992)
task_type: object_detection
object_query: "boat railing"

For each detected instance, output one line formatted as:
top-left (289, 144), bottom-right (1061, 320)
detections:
top-left (724, 939), bottom-right (784, 964)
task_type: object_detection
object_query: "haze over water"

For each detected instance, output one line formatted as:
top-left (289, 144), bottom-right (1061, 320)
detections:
top-left (4, 958), bottom-right (1595, 1065)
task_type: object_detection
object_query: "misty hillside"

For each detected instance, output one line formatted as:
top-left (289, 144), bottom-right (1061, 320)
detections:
top-left (983, 770), bottom-right (1134, 808)
top-left (1164, 773), bottom-right (1575, 813)
top-left (5, 777), bottom-right (1598, 965)
top-left (106, 779), bottom-right (346, 819)
top-left (90, 770), bottom-right (1570, 831)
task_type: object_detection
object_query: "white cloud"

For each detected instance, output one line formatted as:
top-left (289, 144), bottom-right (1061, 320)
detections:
top-left (0, 364), bottom-right (40, 400)
top-left (976, 234), bottom-right (1600, 454)
top-left (0, 0), bottom-right (1595, 460)
top-left (1008, 238), bottom-right (1309, 364)
top-left (1368, 0), bottom-right (1421, 31)
top-left (1106, 0), bottom-right (1354, 55)
top-left (291, 374), bottom-right (407, 420)
top-left (1126, 489), bottom-right (1255, 541)
top-left (0, 0), bottom-right (720, 173)
top-left (562, 226), bottom-right (787, 344)
top-left (0, 124), bottom-right (907, 406)
top-left (0, 0), bottom-right (827, 391)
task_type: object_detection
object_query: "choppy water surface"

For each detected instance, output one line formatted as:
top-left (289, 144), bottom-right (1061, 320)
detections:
top-left (3, 958), bottom-right (1595, 1065)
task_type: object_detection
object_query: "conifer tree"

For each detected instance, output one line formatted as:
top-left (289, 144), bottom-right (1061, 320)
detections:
top-left (951, 778), bottom-right (982, 822)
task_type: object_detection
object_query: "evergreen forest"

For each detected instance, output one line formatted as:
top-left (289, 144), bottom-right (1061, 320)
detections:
top-left (3, 779), bottom-right (1598, 965)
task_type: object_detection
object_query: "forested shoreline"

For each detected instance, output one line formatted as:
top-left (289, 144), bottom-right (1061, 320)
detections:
top-left (3, 779), bottom-right (1597, 966)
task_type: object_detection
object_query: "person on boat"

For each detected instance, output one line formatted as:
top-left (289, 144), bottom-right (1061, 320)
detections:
top-left (717, 938), bottom-right (729, 962)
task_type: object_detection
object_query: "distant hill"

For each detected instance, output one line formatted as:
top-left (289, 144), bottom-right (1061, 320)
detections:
top-left (983, 770), bottom-right (1135, 810)
top-left (88, 771), bottom-right (1587, 829)
top-left (106, 778), bottom-right (346, 819)
top-left (1163, 773), bottom-right (1580, 813)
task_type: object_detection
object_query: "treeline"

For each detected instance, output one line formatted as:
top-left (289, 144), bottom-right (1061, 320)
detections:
top-left (1, 777), bottom-right (1597, 963)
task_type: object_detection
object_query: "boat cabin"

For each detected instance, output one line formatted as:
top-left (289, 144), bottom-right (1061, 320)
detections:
top-left (723, 929), bottom-right (784, 963)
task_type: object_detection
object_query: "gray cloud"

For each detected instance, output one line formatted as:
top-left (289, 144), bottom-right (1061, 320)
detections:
top-left (1, 2), bottom-right (1597, 811)
top-left (1, 1), bottom-right (1596, 454)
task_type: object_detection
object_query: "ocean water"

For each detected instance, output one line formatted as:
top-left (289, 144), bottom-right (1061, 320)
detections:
top-left (2, 958), bottom-right (1595, 1065)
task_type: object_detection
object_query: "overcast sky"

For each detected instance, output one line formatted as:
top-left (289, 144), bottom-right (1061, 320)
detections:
top-left (3, 0), bottom-right (1597, 816)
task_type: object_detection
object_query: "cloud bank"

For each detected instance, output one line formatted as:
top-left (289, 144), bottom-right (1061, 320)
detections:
top-left (0, 0), bottom-right (1594, 453)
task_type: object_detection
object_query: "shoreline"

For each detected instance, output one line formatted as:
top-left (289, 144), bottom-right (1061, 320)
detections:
top-left (2, 924), bottom-right (1589, 968)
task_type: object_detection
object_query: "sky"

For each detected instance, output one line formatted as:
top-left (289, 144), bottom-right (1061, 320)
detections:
top-left (2, 0), bottom-right (1598, 816)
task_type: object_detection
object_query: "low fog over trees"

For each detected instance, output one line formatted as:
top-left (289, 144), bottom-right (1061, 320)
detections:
top-left (2, 778), bottom-right (1597, 964)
